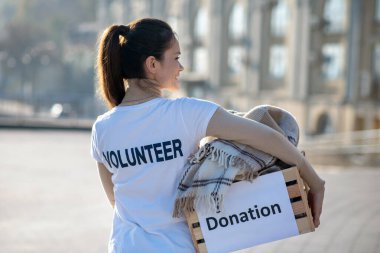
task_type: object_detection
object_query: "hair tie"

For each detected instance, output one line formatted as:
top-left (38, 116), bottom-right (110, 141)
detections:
top-left (118, 25), bottom-right (130, 38)
top-left (117, 25), bottom-right (130, 46)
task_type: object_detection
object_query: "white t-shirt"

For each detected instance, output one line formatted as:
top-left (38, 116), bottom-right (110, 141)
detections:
top-left (91, 97), bottom-right (219, 253)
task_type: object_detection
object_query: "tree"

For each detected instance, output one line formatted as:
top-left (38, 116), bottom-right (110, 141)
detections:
top-left (0, 21), bottom-right (60, 101)
top-left (0, 0), bottom-right (97, 116)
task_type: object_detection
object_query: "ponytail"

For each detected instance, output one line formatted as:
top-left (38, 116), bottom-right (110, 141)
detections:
top-left (96, 25), bottom-right (130, 108)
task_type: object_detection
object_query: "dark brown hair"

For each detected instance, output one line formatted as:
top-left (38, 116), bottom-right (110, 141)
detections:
top-left (96, 18), bottom-right (175, 108)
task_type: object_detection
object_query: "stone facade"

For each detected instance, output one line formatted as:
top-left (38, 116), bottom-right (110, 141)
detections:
top-left (97, 0), bottom-right (380, 135)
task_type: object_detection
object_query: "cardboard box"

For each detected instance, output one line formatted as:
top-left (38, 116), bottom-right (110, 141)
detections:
top-left (185, 167), bottom-right (315, 253)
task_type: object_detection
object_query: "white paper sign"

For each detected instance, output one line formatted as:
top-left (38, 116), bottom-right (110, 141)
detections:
top-left (197, 171), bottom-right (299, 253)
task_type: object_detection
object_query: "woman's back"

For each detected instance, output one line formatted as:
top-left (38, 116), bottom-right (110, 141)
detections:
top-left (91, 97), bottom-right (218, 252)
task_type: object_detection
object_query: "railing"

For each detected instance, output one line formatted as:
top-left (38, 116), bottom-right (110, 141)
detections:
top-left (299, 129), bottom-right (380, 156)
top-left (0, 116), bottom-right (93, 130)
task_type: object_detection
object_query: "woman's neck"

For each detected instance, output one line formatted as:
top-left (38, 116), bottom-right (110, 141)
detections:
top-left (120, 78), bottom-right (162, 106)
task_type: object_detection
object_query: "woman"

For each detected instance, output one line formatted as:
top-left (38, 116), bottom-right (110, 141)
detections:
top-left (91, 18), bottom-right (325, 253)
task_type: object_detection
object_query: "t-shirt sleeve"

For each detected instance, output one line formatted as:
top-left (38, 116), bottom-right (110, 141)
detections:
top-left (90, 122), bottom-right (102, 163)
top-left (180, 97), bottom-right (219, 142)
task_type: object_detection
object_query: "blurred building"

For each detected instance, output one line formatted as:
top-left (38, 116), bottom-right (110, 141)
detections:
top-left (97, 0), bottom-right (380, 135)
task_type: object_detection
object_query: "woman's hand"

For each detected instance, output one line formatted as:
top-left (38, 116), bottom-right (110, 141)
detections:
top-left (207, 107), bottom-right (326, 227)
top-left (307, 182), bottom-right (325, 228)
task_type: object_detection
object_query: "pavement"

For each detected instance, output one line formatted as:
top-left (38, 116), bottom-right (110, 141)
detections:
top-left (0, 129), bottom-right (379, 253)
top-left (238, 168), bottom-right (380, 253)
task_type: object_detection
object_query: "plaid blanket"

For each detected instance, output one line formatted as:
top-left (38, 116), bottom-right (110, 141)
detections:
top-left (173, 105), bottom-right (299, 218)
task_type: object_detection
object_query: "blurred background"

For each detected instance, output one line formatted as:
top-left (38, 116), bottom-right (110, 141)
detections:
top-left (0, 0), bottom-right (379, 252)
top-left (0, 0), bottom-right (379, 166)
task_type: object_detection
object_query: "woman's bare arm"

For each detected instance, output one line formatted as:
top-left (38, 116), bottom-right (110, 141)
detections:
top-left (97, 162), bottom-right (115, 208)
top-left (206, 107), bottom-right (325, 227)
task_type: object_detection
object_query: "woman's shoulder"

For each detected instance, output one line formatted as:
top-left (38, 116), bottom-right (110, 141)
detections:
top-left (160, 97), bottom-right (218, 117)
top-left (171, 96), bottom-right (219, 107)
top-left (172, 97), bottom-right (220, 121)
top-left (91, 108), bottom-right (117, 131)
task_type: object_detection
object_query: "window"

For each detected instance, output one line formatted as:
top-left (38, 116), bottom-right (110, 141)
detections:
top-left (229, 2), bottom-right (247, 40)
top-left (269, 45), bottom-right (287, 79)
top-left (373, 44), bottom-right (380, 80)
top-left (270, 0), bottom-right (289, 37)
top-left (167, 16), bottom-right (178, 32)
top-left (193, 48), bottom-right (208, 74)
top-left (323, 0), bottom-right (346, 33)
top-left (193, 7), bottom-right (209, 74)
top-left (322, 43), bottom-right (344, 81)
top-left (228, 46), bottom-right (245, 75)
top-left (227, 1), bottom-right (247, 85)
top-left (376, 0), bottom-right (380, 22)
top-left (194, 7), bottom-right (208, 41)
top-left (167, 0), bottom-right (181, 32)
top-left (264, 0), bottom-right (288, 87)
top-left (372, 44), bottom-right (380, 98)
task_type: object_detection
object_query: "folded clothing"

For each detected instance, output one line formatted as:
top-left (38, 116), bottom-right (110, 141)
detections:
top-left (173, 105), bottom-right (300, 218)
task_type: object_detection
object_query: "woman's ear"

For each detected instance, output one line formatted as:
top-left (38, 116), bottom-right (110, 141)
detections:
top-left (144, 56), bottom-right (158, 76)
